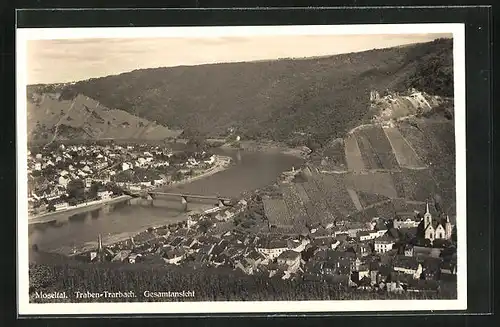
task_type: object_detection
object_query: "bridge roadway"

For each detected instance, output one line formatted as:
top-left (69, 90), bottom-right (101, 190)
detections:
top-left (146, 191), bottom-right (232, 202)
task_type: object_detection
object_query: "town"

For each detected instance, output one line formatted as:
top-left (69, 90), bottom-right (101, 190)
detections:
top-left (75, 168), bottom-right (457, 296)
top-left (27, 141), bottom-right (225, 216)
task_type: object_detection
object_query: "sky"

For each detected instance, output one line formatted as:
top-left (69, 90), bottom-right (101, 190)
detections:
top-left (26, 33), bottom-right (451, 84)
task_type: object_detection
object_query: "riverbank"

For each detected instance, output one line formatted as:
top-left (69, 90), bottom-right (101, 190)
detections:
top-left (161, 155), bottom-right (232, 189)
top-left (220, 141), bottom-right (309, 159)
top-left (70, 203), bottom-right (217, 256)
top-left (28, 195), bottom-right (132, 225)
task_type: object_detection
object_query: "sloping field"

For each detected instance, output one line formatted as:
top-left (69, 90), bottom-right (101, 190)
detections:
top-left (263, 198), bottom-right (293, 227)
top-left (356, 190), bottom-right (392, 209)
top-left (347, 188), bottom-right (363, 211)
top-left (344, 133), bottom-right (365, 172)
top-left (294, 184), bottom-right (311, 203)
top-left (398, 120), bottom-right (455, 214)
top-left (312, 173), bottom-right (357, 217)
top-left (319, 139), bottom-right (348, 170)
top-left (344, 172), bottom-right (399, 199)
top-left (302, 180), bottom-right (337, 225)
top-left (355, 132), bottom-right (383, 170)
top-left (383, 126), bottom-right (425, 168)
top-left (357, 125), bottom-right (399, 169)
top-left (282, 185), bottom-right (309, 226)
top-left (399, 168), bottom-right (439, 203)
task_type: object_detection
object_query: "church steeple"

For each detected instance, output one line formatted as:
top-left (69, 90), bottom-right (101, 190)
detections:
top-left (424, 201), bottom-right (432, 228)
top-left (445, 215), bottom-right (452, 239)
top-left (97, 234), bottom-right (103, 253)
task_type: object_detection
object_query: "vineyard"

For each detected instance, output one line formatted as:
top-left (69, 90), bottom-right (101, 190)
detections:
top-left (262, 198), bottom-right (293, 227)
top-left (344, 133), bottom-right (365, 172)
top-left (383, 126), bottom-right (425, 168)
top-left (344, 172), bottom-right (399, 199)
top-left (353, 126), bottom-right (399, 170)
top-left (29, 263), bottom-right (457, 302)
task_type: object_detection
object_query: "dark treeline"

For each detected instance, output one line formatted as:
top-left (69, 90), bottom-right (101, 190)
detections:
top-left (29, 262), bottom-right (455, 303)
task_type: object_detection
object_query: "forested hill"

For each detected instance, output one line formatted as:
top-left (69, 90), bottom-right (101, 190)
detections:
top-left (27, 38), bottom-right (453, 143)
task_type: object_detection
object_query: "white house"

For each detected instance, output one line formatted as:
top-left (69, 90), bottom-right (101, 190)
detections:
top-left (122, 162), bottom-right (131, 171)
top-left (34, 162), bottom-right (42, 171)
top-left (58, 176), bottom-right (69, 187)
top-left (54, 202), bottom-right (69, 211)
top-left (257, 239), bottom-right (289, 260)
top-left (374, 238), bottom-right (395, 253)
top-left (98, 190), bottom-right (112, 199)
top-left (204, 155), bottom-right (216, 165)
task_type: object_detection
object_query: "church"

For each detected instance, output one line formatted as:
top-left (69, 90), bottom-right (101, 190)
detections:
top-left (418, 202), bottom-right (453, 242)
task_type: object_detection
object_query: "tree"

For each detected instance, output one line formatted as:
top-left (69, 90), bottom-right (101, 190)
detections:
top-left (88, 182), bottom-right (100, 199)
top-left (66, 179), bottom-right (85, 200)
top-left (172, 171), bottom-right (184, 182)
top-left (198, 219), bottom-right (212, 234)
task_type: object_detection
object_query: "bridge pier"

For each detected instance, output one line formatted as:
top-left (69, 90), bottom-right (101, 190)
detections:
top-left (181, 196), bottom-right (188, 211)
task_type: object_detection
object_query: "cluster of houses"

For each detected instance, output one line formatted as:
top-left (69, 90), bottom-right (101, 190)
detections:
top-left (27, 142), bottom-right (217, 215)
top-left (80, 197), bottom-right (457, 294)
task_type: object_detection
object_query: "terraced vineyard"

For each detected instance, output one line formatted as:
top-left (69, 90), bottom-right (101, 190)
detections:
top-left (383, 126), bottom-right (425, 168)
top-left (282, 185), bottom-right (308, 226)
top-left (356, 191), bottom-right (392, 209)
top-left (314, 173), bottom-right (358, 217)
top-left (357, 126), bottom-right (399, 170)
top-left (344, 172), bottom-right (399, 199)
top-left (262, 198), bottom-right (293, 227)
top-left (344, 133), bottom-right (365, 172)
top-left (274, 117), bottom-right (455, 229)
top-left (355, 132), bottom-right (384, 170)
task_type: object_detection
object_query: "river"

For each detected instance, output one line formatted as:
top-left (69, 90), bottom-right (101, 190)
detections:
top-left (28, 149), bottom-right (303, 255)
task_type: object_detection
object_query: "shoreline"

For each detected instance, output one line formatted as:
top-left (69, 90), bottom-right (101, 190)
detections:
top-left (220, 141), bottom-right (309, 159)
top-left (160, 155), bottom-right (232, 190)
top-left (28, 195), bottom-right (132, 225)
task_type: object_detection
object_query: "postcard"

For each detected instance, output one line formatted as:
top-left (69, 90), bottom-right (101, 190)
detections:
top-left (17, 23), bottom-right (466, 315)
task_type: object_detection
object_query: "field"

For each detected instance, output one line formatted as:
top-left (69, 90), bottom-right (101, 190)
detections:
top-left (344, 134), bottom-right (365, 172)
top-left (315, 138), bottom-right (348, 171)
top-left (357, 126), bottom-right (399, 170)
top-left (398, 119), bottom-right (455, 214)
top-left (399, 168), bottom-right (440, 203)
top-left (344, 172), bottom-right (399, 199)
top-left (262, 198), bottom-right (293, 227)
top-left (356, 191), bottom-right (392, 209)
top-left (312, 173), bottom-right (358, 217)
top-left (346, 188), bottom-right (363, 211)
top-left (355, 132), bottom-right (383, 170)
top-left (281, 185), bottom-right (309, 226)
top-left (383, 127), bottom-right (425, 168)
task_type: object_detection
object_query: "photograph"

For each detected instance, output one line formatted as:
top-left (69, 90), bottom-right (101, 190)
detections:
top-left (16, 24), bottom-right (466, 315)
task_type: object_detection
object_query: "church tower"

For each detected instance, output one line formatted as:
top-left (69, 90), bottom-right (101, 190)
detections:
top-left (424, 201), bottom-right (432, 228)
top-left (96, 234), bottom-right (105, 262)
top-left (445, 215), bottom-right (452, 239)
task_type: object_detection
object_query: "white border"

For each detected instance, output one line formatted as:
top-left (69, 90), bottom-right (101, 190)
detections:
top-left (16, 23), bottom-right (466, 315)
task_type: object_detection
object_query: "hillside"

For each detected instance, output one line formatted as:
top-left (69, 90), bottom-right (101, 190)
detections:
top-left (26, 92), bottom-right (182, 143)
top-left (27, 38), bottom-right (453, 143)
